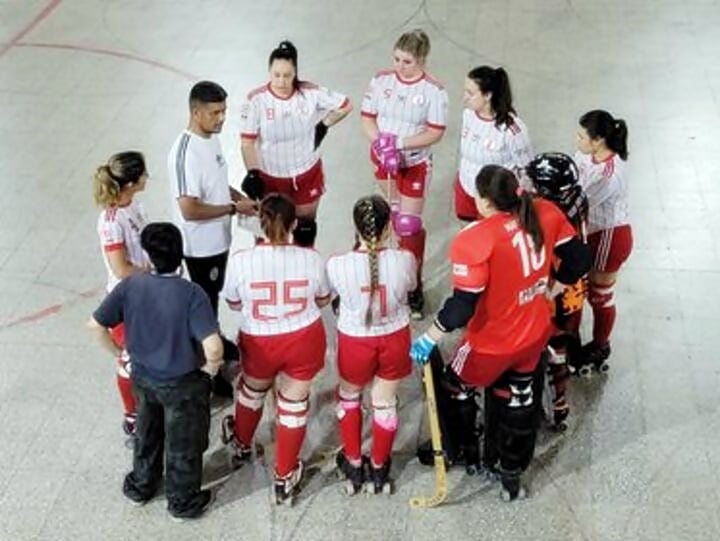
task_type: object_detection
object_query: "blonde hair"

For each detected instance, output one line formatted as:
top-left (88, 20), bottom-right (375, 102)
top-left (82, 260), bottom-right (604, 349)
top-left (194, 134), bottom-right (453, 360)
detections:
top-left (394, 29), bottom-right (431, 61)
top-left (352, 196), bottom-right (391, 326)
top-left (93, 151), bottom-right (146, 207)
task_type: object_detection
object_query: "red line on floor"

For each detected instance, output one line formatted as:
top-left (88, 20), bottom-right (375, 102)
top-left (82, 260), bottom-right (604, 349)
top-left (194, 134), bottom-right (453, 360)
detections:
top-left (0, 287), bottom-right (100, 331)
top-left (0, 0), bottom-right (63, 57)
top-left (14, 42), bottom-right (198, 81)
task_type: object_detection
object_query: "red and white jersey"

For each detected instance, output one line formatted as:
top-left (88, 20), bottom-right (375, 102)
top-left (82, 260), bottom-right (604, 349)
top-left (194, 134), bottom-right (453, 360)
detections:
top-left (327, 248), bottom-right (417, 337)
top-left (574, 152), bottom-right (629, 234)
top-left (450, 199), bottom-right (576, 356)
top-left (97, 200), bottom-right (149, 293)
top-left (221, 244), bottom-right (330, 336)
top-left (240, 82), bottom-right (349, 178)
top-left (458, 110), bottom-right (533, 195)
top-left (361, 70), bottom-right (448, 167)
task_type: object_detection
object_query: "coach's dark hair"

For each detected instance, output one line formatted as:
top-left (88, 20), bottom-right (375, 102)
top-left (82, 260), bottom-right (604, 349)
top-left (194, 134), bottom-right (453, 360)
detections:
top-left (467, 66), bottom-right (516, 129)
top-left (93, 151), bottom-right (146, 206)
top-left (476, 165), bottom-right (544, 252)
top-left (260, 193), bottom-right (296, 244)
top-left (353, 195), bottom-right (391, 326)
top-left (579, 110), bottom-right (628, 160)
top-left (189, 81), bottom-right (227, 108)
top-left (269, 41), bottom-right (302, 93)
top-left (141, 222), bottom-right (183, 274)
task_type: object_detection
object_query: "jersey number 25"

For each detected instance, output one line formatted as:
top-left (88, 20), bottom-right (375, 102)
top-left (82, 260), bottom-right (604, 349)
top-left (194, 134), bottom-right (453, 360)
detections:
top-left (250, 280), bottom-right (309, 321)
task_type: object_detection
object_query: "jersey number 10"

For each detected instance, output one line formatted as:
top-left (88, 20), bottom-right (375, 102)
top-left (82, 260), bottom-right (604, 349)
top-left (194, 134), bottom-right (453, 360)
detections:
top-left (511, 231), bottom-right (546, 278)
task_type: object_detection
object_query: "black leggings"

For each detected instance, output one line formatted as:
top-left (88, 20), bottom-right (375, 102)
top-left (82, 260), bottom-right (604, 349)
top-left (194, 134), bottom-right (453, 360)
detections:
top-left (185, 251), bottom-right (229, 317)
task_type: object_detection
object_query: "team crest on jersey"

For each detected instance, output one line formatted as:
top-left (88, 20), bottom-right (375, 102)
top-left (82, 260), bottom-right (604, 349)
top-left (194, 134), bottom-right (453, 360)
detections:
top-left (216, 154), bottom-right (226, 167)
top-left (412, 94), bottom-right (426, 106)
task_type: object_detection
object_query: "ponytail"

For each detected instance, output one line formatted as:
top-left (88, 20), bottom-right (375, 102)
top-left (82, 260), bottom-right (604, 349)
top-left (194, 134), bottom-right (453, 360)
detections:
top-left (260, 194), bottom-right (296, 244)
top-left (93, 151), bottom-right (146, 207)
top-left (475, 165), bottom-right (544, 252)
top-left (579, 110), bottom-right (629, 160)
top-left (467, 65), bottom-right (516, 129)
top-left (352, 195), bottom-right (391, 326)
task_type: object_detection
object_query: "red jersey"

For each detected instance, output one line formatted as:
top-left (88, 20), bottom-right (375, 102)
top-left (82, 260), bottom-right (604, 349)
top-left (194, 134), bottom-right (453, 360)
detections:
top-left (450, 198), bottom-right (576, 357)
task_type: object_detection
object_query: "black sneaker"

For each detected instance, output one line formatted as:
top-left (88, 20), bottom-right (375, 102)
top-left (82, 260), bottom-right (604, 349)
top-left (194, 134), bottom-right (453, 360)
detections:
top-left (169, 489), bottom-right (215, 522)
top-left (408, 287), bottom-right (425, 320)
top-left (122, 473), bottom-right (158, 507)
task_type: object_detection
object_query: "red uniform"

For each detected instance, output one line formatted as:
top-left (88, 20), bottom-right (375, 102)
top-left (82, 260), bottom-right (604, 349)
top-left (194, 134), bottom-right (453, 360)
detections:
top-left (448, 199), bottom-right (576, 387)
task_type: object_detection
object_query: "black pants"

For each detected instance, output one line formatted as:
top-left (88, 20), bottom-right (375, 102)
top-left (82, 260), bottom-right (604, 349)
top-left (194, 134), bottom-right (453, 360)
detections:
top-left (185, 251), bottom-right (229, 317)
top-left (123, 371), bottom-right (211, 514)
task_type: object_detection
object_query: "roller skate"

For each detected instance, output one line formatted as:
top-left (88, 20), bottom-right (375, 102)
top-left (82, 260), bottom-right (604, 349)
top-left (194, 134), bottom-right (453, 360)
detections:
top-left (582, 342), bottom-right (611, 374)
top-left (365, 459), bottom-right (393, 495)
top-left (274, 461), bottom-right (305, 506)
top-left (408, 287), bottom-right (425, 321)
top-left (335, 451), bottom-right (365, 495)
top-left (122, 415), bottom-right (136, 449)
top-left (499, 470), bottom-right (527, 502)
top-left (221, 415), bottom-right (252, 469)
top-left (551, 397), bottom-right (569, 432)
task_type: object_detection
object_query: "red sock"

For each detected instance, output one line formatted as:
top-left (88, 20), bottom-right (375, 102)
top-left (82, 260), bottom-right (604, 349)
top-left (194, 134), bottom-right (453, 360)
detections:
top-left (370, 404), bottom-right (398, 467)
top-left (275, 392), bottom-right (309, 477)
top-left (398, 228), bottom-right (426, 284)
top-left (116, 359), bottom-right (136, 416)
top-left (336, 388), bottom-right (362, 462)
top-left (233, 378), bottom-right (267, 446)
top-left (589, 281), bottom-right (616, 346)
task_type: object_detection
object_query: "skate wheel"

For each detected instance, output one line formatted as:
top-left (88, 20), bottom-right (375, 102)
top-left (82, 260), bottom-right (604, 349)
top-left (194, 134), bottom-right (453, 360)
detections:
top-left (597, 362), bottom-right (610, 374)
top-left (579, 365), bottom-right (593, 378)
top-left (554, 422), bottom-right (568, 433)
top-left (382, 483), bottom-right (393, 495)
top-left (465, 464), bottom-right (478, 476)
top-left (344, 481), bottom-right (358, 495)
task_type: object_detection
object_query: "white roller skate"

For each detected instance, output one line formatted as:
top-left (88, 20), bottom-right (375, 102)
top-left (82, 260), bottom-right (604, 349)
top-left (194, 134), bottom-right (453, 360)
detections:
top-left (274, 461), bottom-right (305, 506)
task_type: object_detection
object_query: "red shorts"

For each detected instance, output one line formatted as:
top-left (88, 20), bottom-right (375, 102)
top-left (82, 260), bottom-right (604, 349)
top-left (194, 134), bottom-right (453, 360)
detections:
top-left (337, 326), bottom-right (412, 386)
top-left (449, 338), bottom-right (546, 388)
top-left (371, 150), bottom-right (430, 199)
top-left (454, 176), bottom-right (478, 220)
top-left (588, 225), bottom-right (633, 273)
top-left (260, 160), bottom-right (325, 205)
top-left (110, 324), bottom-right (125, 349)
top-left (238, 319), bottom-right (326, 381)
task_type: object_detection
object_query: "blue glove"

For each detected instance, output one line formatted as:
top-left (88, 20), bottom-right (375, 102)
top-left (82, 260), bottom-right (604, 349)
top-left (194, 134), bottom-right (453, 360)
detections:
top-left (411, 333), bottom-right (437, 366)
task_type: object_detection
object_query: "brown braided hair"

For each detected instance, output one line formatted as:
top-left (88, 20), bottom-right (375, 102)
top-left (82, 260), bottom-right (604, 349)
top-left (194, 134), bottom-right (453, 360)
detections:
top-left (353, 195), bottom-right (391, 326)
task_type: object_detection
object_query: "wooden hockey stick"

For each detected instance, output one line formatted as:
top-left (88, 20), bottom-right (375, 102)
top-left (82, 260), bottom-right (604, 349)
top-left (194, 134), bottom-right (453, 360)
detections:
top-left (409, 359), bottom-right (448, 508)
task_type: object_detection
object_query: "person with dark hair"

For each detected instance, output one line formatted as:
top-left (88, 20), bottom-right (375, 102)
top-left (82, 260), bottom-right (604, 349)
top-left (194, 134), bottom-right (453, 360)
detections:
top-left (455, 66), bottom-right (533, 221)
top-left (219, 194), bottom-right (331, 505)
top-left (87, 222), bottom-right (224, 520)
top-left (410, 165), bottom-right (591, 501)
top-left (168, 80), bottom-right (256, 398)
top-left (93, 151), bottom-right (150, 441)
top-left (574, 110), bottom-right (632, 372)
top-left (360, 29), bottom-right (449, 320)
top-left (239, 40), bottom-right (352, 248)
top-left (326, 195), bottom-right (417, 495)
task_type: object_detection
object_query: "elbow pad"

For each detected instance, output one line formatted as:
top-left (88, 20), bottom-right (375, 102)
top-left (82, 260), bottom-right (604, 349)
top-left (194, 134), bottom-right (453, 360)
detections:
top-left (553, 237), bottom-right (592, 284)
top-left (435, 289), bottom-right (481, 332)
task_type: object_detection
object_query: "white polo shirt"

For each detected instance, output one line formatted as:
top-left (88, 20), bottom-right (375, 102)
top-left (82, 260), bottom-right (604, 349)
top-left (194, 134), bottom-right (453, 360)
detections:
top-left (168, 130), bottom-right (231, 257)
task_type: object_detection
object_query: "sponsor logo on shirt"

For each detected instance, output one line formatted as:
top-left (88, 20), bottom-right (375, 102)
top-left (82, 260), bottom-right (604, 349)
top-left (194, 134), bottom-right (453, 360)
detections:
top-left (453, 263), bottom-right (469, 277)
top-left (216, 154), bottom-right (226, 167)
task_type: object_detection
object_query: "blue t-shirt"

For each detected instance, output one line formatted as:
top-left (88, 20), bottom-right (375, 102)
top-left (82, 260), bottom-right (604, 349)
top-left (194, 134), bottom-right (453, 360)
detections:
top-left (93, 273), bottom-right (218, 381)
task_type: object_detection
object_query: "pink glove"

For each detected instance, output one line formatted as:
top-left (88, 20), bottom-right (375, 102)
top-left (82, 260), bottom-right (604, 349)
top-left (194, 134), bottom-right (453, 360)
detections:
top-left (371, 132), bottom-right (401, 175)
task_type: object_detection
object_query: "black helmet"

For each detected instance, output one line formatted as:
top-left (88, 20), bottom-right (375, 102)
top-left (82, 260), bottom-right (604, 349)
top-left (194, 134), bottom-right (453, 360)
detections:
top-left (525, 152), bottom-right (586, 221)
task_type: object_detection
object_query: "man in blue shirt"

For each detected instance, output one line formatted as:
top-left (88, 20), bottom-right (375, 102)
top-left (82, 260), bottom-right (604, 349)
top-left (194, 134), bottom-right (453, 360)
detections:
top-left (88, 222), bottom-right (223, 520)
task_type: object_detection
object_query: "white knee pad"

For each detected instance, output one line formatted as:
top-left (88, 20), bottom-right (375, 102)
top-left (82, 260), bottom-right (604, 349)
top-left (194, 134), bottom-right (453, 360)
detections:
top-left (237, 379), bottom-right (268, 411)
top-left (372, 399), bottom-right (398, 432)
top-left (277, 393), bottom-right (309, 429)
top-left (336, 388), bottom-right (361, 421)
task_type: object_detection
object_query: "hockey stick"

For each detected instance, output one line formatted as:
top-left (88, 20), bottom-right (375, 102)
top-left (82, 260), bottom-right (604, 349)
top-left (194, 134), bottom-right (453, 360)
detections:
top-left (409, 357), bottom-right (448, 508)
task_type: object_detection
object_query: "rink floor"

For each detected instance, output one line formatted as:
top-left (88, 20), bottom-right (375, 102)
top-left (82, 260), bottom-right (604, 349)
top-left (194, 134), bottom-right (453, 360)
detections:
top-left (2, 1), bottom-right (720, 540)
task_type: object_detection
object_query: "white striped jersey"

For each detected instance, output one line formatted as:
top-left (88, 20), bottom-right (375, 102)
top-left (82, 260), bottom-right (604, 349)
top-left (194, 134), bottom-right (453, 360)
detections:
top-left (97, 200), bottom-right (149, 293)
top-left (361, 70), bottom-right (448, 167)
top-left (168, 130), bottom-right (231, 257)
top-left (326, 248), bottom-right (417, 337)
top-left (221, 244), bottom-right (330, 336)
top-left (240, 82), bottom-right (349, 178)
top-left (574, 152), bottom-right (629, 234)
top-left (458, 110), bottom-right (533, 195)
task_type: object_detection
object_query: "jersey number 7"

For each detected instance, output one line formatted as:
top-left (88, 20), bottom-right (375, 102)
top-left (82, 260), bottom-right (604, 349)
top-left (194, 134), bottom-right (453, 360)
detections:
top-left (360, 284), bottom-right (388, 318)
top-left (250, 280), bottom-right (309, 321)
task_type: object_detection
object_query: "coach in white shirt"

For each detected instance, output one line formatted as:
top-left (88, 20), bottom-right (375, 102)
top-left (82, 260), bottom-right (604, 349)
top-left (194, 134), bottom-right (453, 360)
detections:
top-left (168, 81), bottom-right (255, 395)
